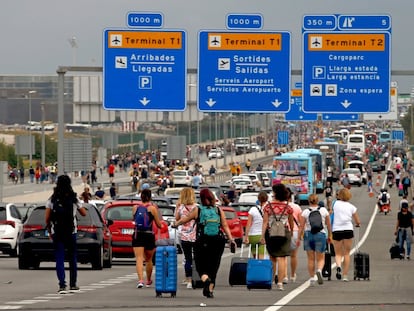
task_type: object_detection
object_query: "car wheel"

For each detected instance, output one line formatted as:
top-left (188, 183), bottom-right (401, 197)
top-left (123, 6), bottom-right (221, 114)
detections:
top-left (91, 245), bottom-right (104, 270)
top-left (9, 246), bottom-right (18, 257)
top-left (18, 255), bottom-right (30, 270)
top-left (103, 244), bottom-right (113, 268)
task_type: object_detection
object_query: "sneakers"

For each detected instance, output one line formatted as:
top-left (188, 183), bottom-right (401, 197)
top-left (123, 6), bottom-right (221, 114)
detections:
top-left (316, 270), bottom-right (323, 285)
top-left (290, 273), bottom-right (297, 283)
top-left (69, 286), bottom-right (80, 292)
top-left (58, 287), bottom-right (67, 294)
top-left (276, 283), bottom-right (285, 291)
top-left (336, 267), bottom-right (342, 280)
top-left (309, 278), bottom-right (316, 287)
top-left (186, 282), bottom-right (193, 289)
top-left (145, 280), bottom-right (153, 288)
top-left (136, 280), bottom-right (144, 288)
top-left (343, 275), bottom-right (349, 282)
top-left (282, 277), bottom-right (289, 284)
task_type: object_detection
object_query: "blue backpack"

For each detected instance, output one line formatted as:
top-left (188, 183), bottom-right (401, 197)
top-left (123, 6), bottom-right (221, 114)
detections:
top-left (134, 204), bottom-right (152, 232)
top-left (198, 205), bottom-right (221, 236)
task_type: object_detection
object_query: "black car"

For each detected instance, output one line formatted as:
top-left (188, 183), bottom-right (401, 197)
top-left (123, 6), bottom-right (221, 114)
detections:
top-left (18, 203), bottom-right (112, 270)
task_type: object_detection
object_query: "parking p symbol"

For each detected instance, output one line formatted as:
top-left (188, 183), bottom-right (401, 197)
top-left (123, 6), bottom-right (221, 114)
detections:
top-left (139, 76), bottom-right (152, 89)
top-left (312, 66), bottom-right (325, 79)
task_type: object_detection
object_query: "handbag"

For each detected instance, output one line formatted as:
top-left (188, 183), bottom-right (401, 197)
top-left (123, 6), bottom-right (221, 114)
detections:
top-left (268, 203), bottom-right (288, 239)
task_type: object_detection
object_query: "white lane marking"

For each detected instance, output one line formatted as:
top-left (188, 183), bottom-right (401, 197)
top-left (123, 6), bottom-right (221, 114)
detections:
top-left (0, 306), bottom-right (22, 310)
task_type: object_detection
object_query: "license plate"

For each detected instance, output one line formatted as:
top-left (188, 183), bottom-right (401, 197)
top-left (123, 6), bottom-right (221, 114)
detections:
top-left (121, 228), bottom-right (134, 235)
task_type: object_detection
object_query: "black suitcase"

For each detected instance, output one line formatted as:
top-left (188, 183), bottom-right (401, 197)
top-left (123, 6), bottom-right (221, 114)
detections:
top-left (389, 243), bottom-right (404, 260)
top-left (229, 244), bottom-right (248, 286)
top-left (191, 260), bottom-right (203, 289)
top-left (322, 249), bottom-right (332, 280)
top-left (353, 252), bottom-right (370, 280)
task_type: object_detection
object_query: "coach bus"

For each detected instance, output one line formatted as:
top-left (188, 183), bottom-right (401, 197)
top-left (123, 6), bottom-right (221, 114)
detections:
top-left (346, 134), bottom-right (365, 153)
top-left (272, 152), bottom-right (316, 204)
top-left (378, 131), bottom-right (392, 145)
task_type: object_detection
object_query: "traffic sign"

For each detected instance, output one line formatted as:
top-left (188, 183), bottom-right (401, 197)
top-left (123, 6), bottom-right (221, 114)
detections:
top-left (391, 130), bottom-right (404, 142)
top-left (302, 14), bottom-right (391, 113)
top-left (226, 14), bottom-right (263, 29)
top-left (126, 12), bottom-right (163, 28)
top-left (321, 113), bottom-right (359, 121)
top-left (198, 31), bottom-right (291, 112)
top-left (103, 29), bottom-right (187, 111)
top-left (277, 131), bottom-right (289, 145)
top-left (285, 89), bottom-right (318, 121)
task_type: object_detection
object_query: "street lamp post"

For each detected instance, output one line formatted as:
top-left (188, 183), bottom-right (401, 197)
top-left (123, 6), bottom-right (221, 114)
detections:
top-left (41, 102), bottom-right (45, 168)
top-left (28, 90), bottom-right (36, 167)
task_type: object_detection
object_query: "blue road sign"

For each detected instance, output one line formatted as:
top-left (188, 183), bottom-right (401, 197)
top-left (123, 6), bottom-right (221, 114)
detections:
top-left (198, 31), bottom-right (291, 112)
top-left (103, 29), bottom-right (186, 111)
top-left (322, 113), bottom-right (359, 121)
top-left (391, 130), bottom-right (404, 142)
top-left (226, 14), bottom-right (263, 29)
top-left (302, 14), bottom-right (391, 114)
top-left (303, 15), bottom-right (337, 31)
top-left (285, 90), bottom-right (318, 121)
top-left (126, 12), bottom-right (163, 28)
top-left (278, 131), bottom-right (289, 145)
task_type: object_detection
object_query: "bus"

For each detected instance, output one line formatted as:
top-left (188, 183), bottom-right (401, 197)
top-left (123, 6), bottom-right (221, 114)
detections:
top-left (365, 132), bottom-right (378, 145)
top-left (346, 134), bottom-right (365, 153)
top-left (272, 152), bottom-right (316, 203)
top-left (314, 141), bottom-right (345, 180)
top-left (292, 148), bottom-right (325, 193)
top-left (378, 131), bottom-right (391, 144)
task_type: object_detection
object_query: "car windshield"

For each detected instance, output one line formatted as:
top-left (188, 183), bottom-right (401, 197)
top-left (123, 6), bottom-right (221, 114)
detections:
top-left (344, 169), bottom-right (360, 174)
top-left (0, 207), bottom-right (6, 221)
top-left (231, 204), bottom-right (254, 212)
top-left (174, 171), bottom-right (187, 177)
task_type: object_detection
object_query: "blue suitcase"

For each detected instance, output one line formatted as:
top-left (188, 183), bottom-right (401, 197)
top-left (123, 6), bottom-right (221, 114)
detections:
top-left (155, 245), bottom-right (177, 297)
top-left (246, 258), bottom-right (273, 290)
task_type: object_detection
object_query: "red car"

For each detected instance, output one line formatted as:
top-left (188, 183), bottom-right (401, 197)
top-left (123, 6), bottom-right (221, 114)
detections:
top-left (229, 202), bottom-right (257, 230)
top-left (220, 206), bottom-right (244, 247)
top-left (101, 199), bottom-right (170, 258)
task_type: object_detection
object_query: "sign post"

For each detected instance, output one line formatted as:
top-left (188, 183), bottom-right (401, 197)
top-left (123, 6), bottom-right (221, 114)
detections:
top-left (302, 14), bottom-right (391, 114)
top-left (198, 31), bottom-right (291, 112)
top-left (103, 29), bottom-right (187, 111)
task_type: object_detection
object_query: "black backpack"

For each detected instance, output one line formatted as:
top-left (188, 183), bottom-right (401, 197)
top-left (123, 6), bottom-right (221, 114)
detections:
top-left (308, 207), bottom-right (324, 234)
top-left (381, 192), bottom-right (388, 203)
top-left (51, 195), bottom-right (76, 240)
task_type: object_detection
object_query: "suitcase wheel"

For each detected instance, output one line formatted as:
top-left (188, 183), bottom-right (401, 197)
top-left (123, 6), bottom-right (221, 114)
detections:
top-left (267, 286), bottom-right (272, 290)
top-left (171, 292), bottom-right (176, 298)
top-left (247, 286), bottom-right (251, 290)
top-left (156, 292), bottom-right (162, 298)
top-left (328, 277), bottom-right (331, 281)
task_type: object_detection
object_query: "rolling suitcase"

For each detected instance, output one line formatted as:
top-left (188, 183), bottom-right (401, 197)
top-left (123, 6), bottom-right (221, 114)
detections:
top-left (246, 245), bottom-right (273, 290)
top-left (322, 244), bottom-right (332, 280)
top-left (389, 243), bottom-right (404, 260)
top-left (353, 228), bottom-right (370, 281)
top-left (191, 260), bottom-right (203, 289)
top-left (229, 244), bottom-right (248, 286)
top-left (155, 245), bottom-right (177, 297)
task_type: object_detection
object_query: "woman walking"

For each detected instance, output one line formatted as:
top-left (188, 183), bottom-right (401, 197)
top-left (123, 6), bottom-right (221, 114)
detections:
top-left (174, 188), bottom-right (236, 298)
top-left (331, 188), bottom-right (361, 282)
top-left (132, 189), bottom-right (163, 289)
top-left (260, 183), bottom-right (294, 291)
top-left (297, 194), bottom-right (332, 286)
top-left (175, 188), bottom-right (197, 289)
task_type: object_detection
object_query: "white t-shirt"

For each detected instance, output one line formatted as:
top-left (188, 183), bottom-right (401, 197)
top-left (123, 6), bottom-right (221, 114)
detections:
top-left (247, 205), bottom-right (263, 235)
top-left (301, 206), bottom-right (329, 233)
top-left (331, 200), bottom-right (357, 232)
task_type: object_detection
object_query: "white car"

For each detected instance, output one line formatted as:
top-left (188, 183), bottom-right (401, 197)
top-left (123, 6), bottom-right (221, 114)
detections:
top-left (208, 148), bottom-right (224, 160)
top-left (171, 170), bottom-right (193, 187)
top-left (231, 178), bottom-right (254, 192)
top-left (0, 203), bottom-right (23, 257)
top-left (341, 168), bottom-right (362, 187)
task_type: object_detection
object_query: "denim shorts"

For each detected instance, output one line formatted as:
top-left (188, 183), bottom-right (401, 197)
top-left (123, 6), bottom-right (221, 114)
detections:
top-left (303, 231), bottom-right (327, 253)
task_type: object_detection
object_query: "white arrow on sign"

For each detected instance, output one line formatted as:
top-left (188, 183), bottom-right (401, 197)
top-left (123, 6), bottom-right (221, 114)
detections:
top-left (341, 99), bottom-right (352, 108)
top-left (272, 99), bottom-right (282, 108)
top-left (206, 98), bottom-right (216, 107)
top-left (140, 97), bottom-right (150, 106)
top-left (324, 115), bottom-right (329, 119)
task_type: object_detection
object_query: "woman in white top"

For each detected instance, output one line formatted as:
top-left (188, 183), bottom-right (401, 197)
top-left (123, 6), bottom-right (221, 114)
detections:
top-left (331, 188), bottom-right (361, 282)
top-left (244, 191), bottom-right (267, 259)
top-left (297, 194), bottom-right (331, 286)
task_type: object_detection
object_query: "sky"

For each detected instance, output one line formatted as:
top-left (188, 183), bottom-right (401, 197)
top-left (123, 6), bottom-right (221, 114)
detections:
top-left (2, 0), bottom-right (414, 93)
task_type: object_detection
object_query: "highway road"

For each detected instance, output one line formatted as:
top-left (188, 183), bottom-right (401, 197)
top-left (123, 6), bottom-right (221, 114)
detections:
top-left (0, 157), bottom-right (413, 310)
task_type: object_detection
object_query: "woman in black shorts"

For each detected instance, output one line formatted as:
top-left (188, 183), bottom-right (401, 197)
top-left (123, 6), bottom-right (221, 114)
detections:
top-left (331, 188), bottom-right (361, 282)
top-left (132, 189), bottom-right (163, 288)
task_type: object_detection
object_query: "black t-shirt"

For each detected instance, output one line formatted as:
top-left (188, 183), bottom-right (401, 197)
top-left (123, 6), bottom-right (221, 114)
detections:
top-left (398, 211), bottom-right (413, 228)
top-left (325, 186), bottom-right (333, 198)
